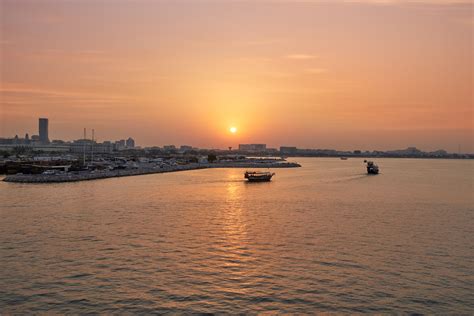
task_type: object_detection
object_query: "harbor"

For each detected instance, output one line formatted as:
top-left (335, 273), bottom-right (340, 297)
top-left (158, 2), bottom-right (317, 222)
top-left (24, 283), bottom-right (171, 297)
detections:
top-left (2, 160), bottom-right (300, 183)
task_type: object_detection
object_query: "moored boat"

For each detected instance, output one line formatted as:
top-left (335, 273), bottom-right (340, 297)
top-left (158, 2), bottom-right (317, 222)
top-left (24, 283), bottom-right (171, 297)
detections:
top-left (244, 171), bottom-right (275, 182)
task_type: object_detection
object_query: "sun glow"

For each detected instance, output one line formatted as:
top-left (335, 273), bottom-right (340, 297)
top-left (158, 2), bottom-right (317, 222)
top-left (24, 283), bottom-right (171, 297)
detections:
top-left (230, 127), bottom-right (237, 134)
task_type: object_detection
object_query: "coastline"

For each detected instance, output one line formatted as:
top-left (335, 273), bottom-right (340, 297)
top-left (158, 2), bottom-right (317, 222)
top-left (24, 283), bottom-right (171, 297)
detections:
top-left (2, 161), bottom-right (301, 183)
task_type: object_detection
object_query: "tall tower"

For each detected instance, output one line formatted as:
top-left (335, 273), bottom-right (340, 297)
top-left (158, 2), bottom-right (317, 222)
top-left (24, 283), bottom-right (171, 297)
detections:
top-left (38, 118), bottom-right (49, 144)
top-left (126, 137), bottom-right (135, 148)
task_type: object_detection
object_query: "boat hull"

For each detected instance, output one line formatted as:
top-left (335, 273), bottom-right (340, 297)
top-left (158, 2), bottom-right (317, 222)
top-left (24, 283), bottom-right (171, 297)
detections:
top-left (246, 175), bottom-right (274, 182)
top-left (244, 171), bottom-right (275, 182)
top-left (367, 167), bottom-right (379, 174)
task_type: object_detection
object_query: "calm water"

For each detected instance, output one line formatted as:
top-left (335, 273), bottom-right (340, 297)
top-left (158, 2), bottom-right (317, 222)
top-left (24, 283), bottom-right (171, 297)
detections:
top-left (1, 158), bottom-right (473, 314)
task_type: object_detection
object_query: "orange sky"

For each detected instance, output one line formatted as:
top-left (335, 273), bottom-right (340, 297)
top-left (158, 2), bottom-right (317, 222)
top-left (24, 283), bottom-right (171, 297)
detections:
top-left (1, 0), bottom-right (472, 152)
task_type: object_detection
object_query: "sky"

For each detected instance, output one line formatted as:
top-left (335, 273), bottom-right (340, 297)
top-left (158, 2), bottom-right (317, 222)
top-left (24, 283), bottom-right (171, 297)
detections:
top-left (0, 0), bottom-right (472, 152)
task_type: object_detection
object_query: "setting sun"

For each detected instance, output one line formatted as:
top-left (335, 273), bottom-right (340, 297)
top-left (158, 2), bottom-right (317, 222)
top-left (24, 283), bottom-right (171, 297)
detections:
top-left (229, 127), bottom-right (237, 134)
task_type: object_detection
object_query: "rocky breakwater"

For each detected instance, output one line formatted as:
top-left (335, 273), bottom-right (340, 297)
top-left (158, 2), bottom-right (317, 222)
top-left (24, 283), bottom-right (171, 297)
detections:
top-left (3, 161), bottom-right (301, 183)
top-left (2, 164), bottom-right (206, 183)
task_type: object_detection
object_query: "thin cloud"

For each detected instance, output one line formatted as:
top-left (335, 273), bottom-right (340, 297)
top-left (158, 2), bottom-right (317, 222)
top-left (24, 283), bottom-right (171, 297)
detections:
top-left (341, 0), bottom-right (471, 3)
top-left (285, 54), bottom-right (318, 60)
top-left (238, 39), bottom-right (285, 46)
top-left (0, 83), bottom-right (132, 102)
top-left (305, 68), bottom-right (327, 74)
top-left (237, 57), bottom-right (273, 63)
top-left (261, 71), bottom-right (296, 78)
top-left (262, 0), bottom-right (470, 4)
top-left (7, 49), bottom-right (114, 64)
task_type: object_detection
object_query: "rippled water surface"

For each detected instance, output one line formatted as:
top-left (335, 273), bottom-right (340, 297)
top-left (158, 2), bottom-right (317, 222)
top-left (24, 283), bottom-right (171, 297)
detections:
top-left (1, 158), bottom-right (473, 313)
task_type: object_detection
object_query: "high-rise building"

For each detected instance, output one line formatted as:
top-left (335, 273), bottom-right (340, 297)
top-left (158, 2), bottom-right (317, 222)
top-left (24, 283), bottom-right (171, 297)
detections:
top-left (126, 137), bottom-right (135, 148)
top-left (39, 118), bottom-right (49, 144)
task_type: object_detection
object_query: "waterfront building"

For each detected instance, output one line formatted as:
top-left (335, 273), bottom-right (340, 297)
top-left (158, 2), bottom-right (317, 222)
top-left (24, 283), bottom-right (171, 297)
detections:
top-left (164, 145), bottom-right (176, 151)
top-left (0, 138), bottom-right (14, 145)
top-left (0, 143), bottom-right (69, 152)
top-left (385, 147), bottom-right (424, 157)
top-left (0, 136), bottom-right (30, 145)
top-left (126, 137), bottom-right (135, 148)
top-left (39, 118), bottom-right (49, 144)
top-left (280, 146), bottom-right (298, 155)
top-left (114, 140), bottom-right (126, 150)
top-left (70, 139), bottom-right (113, 154)
top-left (179, 145), bottom-right (193, 153)
top-left (266, 148), bottom-right (279, 154)
top-left (238, 144), bottom-right (267, 152)
top-left (31, 145), bottom-right (70, 153)
top-left (198, 156), bottom-right (208, 164)
top-left (91, 141), bottom-right (113, 154)
top-left (70, 139), bottom-right (93, 154)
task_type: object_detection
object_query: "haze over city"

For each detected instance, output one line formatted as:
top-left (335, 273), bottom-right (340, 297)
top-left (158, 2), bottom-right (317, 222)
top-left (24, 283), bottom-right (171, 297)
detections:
top-left (1, 0), bottom-right (473, 152)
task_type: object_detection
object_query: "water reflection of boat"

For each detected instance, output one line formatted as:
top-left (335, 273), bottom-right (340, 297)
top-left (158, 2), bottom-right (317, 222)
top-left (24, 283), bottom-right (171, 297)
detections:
top-left (364, 160), bottom-right (379, 174)
top-left (340, 157), bottom-right (348, 160)
top-left (244, 171), bottom-right (275, 182)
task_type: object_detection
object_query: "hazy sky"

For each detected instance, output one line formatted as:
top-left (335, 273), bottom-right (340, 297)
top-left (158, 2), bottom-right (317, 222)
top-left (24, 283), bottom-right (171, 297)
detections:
top-left (1, 0), bottom-right (472, 152)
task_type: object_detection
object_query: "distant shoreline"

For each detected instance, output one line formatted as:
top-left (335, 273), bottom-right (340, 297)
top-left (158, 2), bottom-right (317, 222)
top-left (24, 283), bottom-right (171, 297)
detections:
top-left (2, 161), bottom-right (301, 184)
top-left (284, 156), bottom-right (474, 160)
top-left (280, 155), bottom-right (473, 160)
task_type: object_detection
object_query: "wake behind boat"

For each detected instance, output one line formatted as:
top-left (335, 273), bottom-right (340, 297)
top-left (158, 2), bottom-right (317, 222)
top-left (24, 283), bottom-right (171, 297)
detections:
top-left (244, 171), bottom-right (275, 182)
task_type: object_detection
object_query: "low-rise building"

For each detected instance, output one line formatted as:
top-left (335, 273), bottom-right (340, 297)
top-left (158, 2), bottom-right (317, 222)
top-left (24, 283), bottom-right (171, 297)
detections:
top-left (164, 145), bottom-right (176, 151)
top-left (70, 139), bottom-right (113, 154)
top-left (280, 146), bottom-right (297, 155)
top-left (180, 145), bottom-right (193, 152)
top-left (238, 144), bottom-right (266, 152)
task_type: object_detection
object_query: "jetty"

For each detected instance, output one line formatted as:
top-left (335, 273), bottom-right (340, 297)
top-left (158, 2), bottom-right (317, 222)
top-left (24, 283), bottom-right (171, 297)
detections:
top-left (2, 161), bottom-right (300, 183)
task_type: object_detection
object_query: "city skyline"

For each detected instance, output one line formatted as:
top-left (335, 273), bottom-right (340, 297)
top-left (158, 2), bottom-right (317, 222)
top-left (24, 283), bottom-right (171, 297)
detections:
top-left (0, 118), bottom-right (470, 158)
top-left (1, 115), bottom-right (472, 153)
top-left (1, 0), bottom-right (472, 152)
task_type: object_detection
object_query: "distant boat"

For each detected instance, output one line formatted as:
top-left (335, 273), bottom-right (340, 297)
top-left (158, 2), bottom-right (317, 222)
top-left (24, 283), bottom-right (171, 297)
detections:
top-left (244, 171), bottom-right (275, 182)
top-left (364, 160), bottom-right (379, 174)
top-left (340, 157), bottom-right (348, 160)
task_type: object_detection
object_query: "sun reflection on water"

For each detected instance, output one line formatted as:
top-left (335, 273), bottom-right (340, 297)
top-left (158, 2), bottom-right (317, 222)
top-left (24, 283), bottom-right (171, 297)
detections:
top-left (209, 173), bottom-right (258, 294)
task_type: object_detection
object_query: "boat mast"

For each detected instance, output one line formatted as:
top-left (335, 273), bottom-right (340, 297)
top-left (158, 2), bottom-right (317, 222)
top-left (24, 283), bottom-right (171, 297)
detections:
top-left (91, 129), bottom-right (94, 164)
top-left (83, 128), bottom-right (86, 166)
